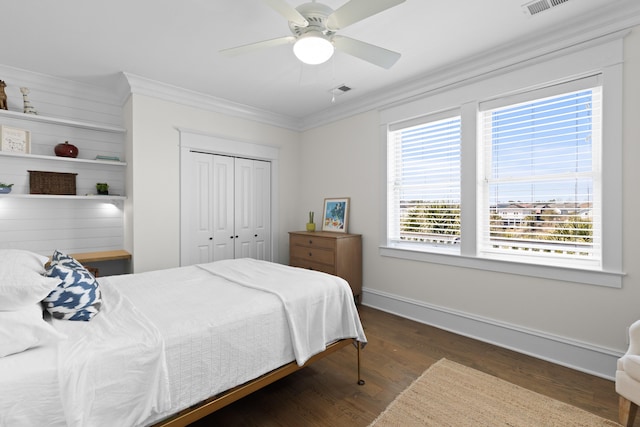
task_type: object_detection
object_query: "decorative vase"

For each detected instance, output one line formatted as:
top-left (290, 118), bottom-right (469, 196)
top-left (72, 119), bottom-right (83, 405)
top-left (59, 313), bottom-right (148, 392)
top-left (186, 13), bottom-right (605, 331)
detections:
top-left (54, 141), bottom-right (79, 158)
top-left (307, 211), bottom-right (315, 231)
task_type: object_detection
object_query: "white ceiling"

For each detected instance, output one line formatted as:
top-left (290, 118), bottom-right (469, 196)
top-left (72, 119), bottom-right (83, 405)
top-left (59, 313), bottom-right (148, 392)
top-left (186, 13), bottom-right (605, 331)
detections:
top-left (3, 0), bottom-right (639, 126)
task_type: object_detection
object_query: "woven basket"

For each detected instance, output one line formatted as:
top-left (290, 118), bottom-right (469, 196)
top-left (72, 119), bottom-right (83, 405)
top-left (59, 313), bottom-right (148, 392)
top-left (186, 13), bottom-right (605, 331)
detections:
top-left (28, 170), bottom-right (77, 195)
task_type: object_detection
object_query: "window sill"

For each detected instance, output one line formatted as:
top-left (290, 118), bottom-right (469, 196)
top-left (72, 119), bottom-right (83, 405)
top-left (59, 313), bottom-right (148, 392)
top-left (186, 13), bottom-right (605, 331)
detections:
top-left (379, 245), bottom-right (624, 288)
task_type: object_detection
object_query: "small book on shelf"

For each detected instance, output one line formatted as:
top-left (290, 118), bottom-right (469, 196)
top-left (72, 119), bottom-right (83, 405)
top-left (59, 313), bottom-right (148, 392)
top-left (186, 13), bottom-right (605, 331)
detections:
top-left (95, 155), bottom-right (120, 161)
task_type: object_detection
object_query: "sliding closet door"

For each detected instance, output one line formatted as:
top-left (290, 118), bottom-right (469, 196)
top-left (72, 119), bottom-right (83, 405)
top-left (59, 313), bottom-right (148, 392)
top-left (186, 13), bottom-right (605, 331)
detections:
top-left (212, 155), bottom-right (235, 261)
top-left (182, 151), bottom-right (270, 265)
top-left (182, 152), bottom-right (234, 265)
top-left (234, 158), bottom-right (271, 260)
top-left (234, 158), bottom-right (254, 258)
top-left (182, 151), bottom-right (213, 264)
top-left (252, 160), bottom-right (271, 260)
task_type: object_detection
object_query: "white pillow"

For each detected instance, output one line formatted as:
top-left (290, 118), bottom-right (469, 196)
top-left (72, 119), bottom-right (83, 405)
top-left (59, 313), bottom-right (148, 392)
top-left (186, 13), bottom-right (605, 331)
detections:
top-left (0, 304), bottom-right (67, 357)
top-left (0, 249), bottom-right (61, 310)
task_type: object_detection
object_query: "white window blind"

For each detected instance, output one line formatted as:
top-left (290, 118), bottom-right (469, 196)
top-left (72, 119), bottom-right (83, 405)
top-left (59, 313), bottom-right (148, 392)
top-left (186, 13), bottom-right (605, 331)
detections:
top-left (479, 76), bottom-right (602, 269)
top-left (388, 113), bottom-right (461, 247)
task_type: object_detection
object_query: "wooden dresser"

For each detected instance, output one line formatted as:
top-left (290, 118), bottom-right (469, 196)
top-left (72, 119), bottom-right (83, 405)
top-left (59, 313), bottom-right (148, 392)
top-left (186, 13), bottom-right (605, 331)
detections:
top-left (289, 231), bottom-right (362, 302)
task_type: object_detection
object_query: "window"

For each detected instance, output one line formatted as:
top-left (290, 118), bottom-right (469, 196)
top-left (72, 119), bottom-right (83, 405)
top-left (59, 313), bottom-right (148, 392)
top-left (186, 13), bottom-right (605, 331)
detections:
top-left (381, 52), bottom-right (623, 287)
top-left (479, 78), bottom-right (602, 270)
top-left (388, 113), bottom-right (461, 250)
top-left (387, 78), bottom-right (602, 267)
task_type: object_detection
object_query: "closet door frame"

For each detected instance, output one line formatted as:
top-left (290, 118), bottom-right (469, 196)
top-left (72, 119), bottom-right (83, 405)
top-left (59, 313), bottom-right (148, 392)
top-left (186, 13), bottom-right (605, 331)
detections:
top-left (178, 129), bottom-right (279, 266)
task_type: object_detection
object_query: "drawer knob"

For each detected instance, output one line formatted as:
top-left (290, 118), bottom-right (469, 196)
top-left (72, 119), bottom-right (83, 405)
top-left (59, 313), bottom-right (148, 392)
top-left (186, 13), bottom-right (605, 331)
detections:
top-left (308, 252), bottom-right (312, 257)
top-left (308, 239), bottom-right (313, 244)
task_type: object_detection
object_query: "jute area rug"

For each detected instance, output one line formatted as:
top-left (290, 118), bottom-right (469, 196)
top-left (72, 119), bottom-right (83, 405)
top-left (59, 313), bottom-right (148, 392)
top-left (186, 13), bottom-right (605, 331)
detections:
top-left (370, 358), bottom-right (620, 427)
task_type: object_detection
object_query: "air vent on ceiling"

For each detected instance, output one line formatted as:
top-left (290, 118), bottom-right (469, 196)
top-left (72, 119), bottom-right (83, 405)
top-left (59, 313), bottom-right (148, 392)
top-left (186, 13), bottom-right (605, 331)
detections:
top-left (334, 85), bottom-right (351, 94)
top-left (329, 84), bottom-right (352, 103)
top-left (522, 0), bottom-right (570, 16)
top-left (329, 84), bottom-right (351, 96)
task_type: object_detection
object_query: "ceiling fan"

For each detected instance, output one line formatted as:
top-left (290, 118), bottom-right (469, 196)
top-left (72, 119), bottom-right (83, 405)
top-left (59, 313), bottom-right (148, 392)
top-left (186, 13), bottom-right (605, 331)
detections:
top-left (220, 0), bottom-right (405, 69)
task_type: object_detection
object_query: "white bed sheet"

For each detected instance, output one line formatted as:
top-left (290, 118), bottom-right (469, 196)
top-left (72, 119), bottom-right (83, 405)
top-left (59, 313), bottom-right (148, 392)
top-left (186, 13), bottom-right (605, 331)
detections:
top-left (0, 276), bottom-right (171, 427)
top-left (0, 344), bottom-right (62, 426)
top-left (108, 263), bottom-right (296, 426)
top-left (0, 259), bottom-right (367, 427)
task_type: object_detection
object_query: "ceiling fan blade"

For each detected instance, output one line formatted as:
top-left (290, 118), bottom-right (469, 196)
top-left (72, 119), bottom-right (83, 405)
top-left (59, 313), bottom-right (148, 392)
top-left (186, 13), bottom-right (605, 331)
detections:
top-left (262, 0), bottom-right (308, 27)
top-left (220, 36), bottom-right (296, 57)
top-left (333, 35), bottom-right (400, 69)
top-left (326, 0), bottom-right (405, 31)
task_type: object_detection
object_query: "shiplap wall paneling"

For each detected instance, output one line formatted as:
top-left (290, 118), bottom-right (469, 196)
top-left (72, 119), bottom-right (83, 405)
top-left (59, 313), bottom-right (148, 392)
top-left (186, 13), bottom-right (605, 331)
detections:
top-left (0, 197), bottom-right (124, 255)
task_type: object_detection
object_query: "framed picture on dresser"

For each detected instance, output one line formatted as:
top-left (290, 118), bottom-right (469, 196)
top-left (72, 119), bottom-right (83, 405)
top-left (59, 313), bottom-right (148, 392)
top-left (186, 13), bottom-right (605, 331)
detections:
top-left (322, 197), bottom-right (349, 233)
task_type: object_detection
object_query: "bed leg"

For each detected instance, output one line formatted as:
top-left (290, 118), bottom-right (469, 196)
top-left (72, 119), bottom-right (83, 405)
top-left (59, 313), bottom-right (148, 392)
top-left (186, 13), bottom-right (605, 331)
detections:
top-left (357, 342), bottom-right (365, 385)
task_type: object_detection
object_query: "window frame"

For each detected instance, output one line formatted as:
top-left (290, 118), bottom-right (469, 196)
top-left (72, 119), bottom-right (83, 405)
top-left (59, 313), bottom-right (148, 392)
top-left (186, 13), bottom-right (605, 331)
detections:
top-left (387, 109), bottom-right (462, 251)
top-left (478, 77), bottom-right (602, 269)
top-left (379, 36), bottom-right (624, 288)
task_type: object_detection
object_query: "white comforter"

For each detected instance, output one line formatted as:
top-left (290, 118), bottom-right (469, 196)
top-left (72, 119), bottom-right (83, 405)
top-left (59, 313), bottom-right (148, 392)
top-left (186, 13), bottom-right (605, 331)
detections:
top-left (0, 259), bottom-right (367, 427)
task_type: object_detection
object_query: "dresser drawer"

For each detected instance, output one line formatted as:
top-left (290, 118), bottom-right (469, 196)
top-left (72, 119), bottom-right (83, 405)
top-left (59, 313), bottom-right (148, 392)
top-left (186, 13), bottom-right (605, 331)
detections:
top-left (289, 230), bottom-right (362, 303)
top-left (290, 234), bottom-right (336, 250)
top-left (290, 245), bottom-right (335, 265)
top-left (291, 258), bottom-right (336, 275)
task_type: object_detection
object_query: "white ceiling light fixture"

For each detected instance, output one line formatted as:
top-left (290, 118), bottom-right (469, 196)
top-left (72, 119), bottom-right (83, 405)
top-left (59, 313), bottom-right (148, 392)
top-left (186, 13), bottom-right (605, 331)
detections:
top-left (293, 31), bottom-right (334, 65)
top-left (221, 0), bottom-right (405, 70)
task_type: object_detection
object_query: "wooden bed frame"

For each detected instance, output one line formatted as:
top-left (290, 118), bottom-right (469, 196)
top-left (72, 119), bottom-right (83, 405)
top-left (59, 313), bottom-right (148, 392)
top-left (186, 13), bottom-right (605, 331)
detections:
top-left (153, 339), bottom-right (364, 427)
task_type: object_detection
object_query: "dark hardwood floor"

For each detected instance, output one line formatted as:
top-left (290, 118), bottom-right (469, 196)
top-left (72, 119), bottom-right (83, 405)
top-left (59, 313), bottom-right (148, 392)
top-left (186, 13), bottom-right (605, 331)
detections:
top-left (191, 305), bottom-right (633, 426)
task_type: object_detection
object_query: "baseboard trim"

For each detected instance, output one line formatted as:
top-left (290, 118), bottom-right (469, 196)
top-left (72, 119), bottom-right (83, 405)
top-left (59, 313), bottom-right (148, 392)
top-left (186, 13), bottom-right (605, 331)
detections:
top-left (362, 288), bottom-right (622, 380)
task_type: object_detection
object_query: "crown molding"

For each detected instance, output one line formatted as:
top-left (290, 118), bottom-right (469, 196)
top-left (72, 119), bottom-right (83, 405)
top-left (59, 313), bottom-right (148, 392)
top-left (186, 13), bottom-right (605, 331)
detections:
top-left (298, 1), bottom-right (640, 130)
top-left (112, 1), bottom-right (640, 132)
top-left (120, 72), bottom-right (302, 131)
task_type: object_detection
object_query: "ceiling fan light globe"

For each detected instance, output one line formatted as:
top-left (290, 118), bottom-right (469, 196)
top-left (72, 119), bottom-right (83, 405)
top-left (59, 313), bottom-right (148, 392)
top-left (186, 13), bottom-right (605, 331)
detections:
top-left (293, 33), bottom-right (334, 65)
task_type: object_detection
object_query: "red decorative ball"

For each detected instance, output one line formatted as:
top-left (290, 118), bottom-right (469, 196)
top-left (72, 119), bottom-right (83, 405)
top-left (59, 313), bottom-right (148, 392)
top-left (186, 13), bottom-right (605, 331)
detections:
top-left (54, 141), bottom-right (78, 158)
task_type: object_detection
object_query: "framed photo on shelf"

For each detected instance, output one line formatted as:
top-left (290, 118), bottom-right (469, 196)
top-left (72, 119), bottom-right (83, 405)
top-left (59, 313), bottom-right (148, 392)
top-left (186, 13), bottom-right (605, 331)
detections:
top-left (0, 125), bottom-right (30, 154)
top-left (322, 197), bottom-right (350, 233)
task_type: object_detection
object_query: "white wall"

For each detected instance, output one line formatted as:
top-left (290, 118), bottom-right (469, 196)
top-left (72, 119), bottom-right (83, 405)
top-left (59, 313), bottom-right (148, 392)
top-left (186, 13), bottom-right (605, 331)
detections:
top-left (297, 27), bottom-right (640, 378)
top-left (124, 94), bottom-right (300, 273)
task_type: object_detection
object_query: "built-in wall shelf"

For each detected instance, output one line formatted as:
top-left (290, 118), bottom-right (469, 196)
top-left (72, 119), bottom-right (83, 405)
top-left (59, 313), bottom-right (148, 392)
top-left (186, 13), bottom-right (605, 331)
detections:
top-left (0, 67), bottom-right (127, 258)
top-left (0, 194), bottom-right (126, 200)
top-left (0, 151), bottom-right (127, 166)
top-left (0, 109), bottom-right (126, 133)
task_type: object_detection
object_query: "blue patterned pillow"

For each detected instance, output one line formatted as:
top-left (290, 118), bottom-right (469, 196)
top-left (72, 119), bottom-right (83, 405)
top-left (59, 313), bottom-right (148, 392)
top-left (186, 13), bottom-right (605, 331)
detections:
top-left (42, 250), bottom-right (102, 321)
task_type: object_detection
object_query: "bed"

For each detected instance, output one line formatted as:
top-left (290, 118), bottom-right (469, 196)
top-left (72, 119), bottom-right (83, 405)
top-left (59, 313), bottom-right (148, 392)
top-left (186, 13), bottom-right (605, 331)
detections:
top-left (0, 250), bottom-right (367, 427)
